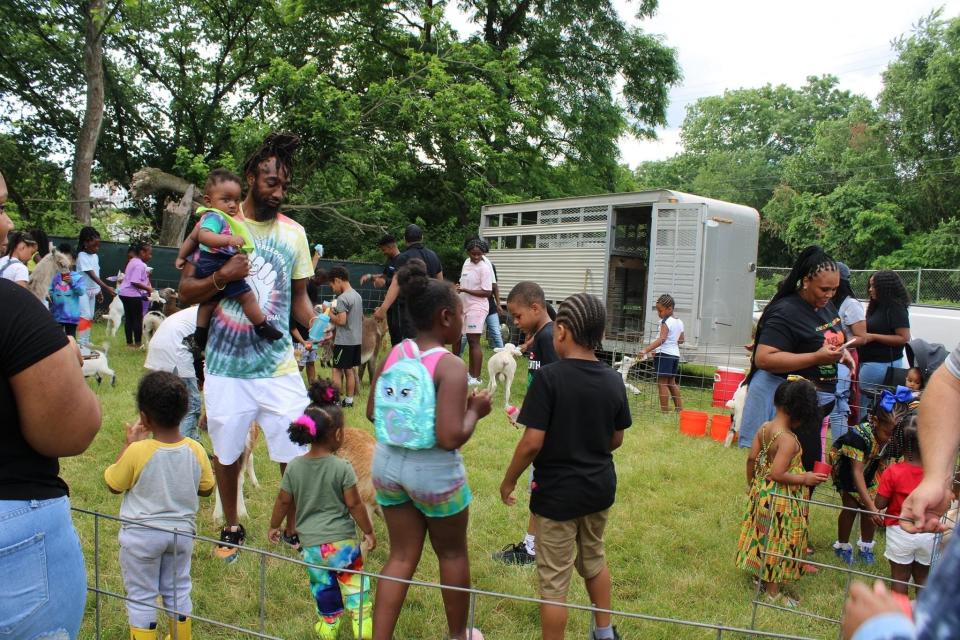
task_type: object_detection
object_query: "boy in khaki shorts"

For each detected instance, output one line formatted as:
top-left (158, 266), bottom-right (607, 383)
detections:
top-left (499, 292), bottom-right (632, 640)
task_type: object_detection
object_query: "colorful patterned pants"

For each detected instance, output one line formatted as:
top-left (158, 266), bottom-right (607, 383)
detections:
top-left (303, 539), bottom-right (371, 623)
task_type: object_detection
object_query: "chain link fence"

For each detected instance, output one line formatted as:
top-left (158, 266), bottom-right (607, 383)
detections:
top-left (756, 267), bottom-right (960, 307)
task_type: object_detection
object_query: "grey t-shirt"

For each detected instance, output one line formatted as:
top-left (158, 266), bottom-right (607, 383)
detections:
top-left (281, 454), bottom-right (358, 547)
top-left (334, 288), bottom-right (363, 346)
top-left (946, 345), bottom-right (960, 380)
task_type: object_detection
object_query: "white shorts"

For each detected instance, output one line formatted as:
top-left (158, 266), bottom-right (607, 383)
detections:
top-left (204, 372), bottom-right (309, 465)
top-left (884, 524), bottom-right (936, 566)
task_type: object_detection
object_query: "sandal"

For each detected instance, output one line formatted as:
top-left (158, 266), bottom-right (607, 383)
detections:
top-left (764, 592), bottom-right (800, 609)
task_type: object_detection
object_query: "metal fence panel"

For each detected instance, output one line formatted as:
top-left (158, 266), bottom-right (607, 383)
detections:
top-left (756, 267), bottom-right (960, 307)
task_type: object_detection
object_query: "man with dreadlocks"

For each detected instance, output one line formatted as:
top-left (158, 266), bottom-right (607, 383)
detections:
top-left (178, 132), bottom-right (323, 562)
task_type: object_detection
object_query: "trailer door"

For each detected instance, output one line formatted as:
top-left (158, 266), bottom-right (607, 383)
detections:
top-left (647, 202), bottom-right (705, 346)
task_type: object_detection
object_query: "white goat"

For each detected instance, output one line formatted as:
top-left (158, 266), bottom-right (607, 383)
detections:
top-left (82, 342), bottom-right (116, 387)
top-left (105, 296), bottom-right (124, 337)
top-left (724, 381), bottom-right (749, 448)
top-left (613, 355), bottom-right (642, 395)
top-left (486, 343), bottom-right (523, 408)
top-left (213, 423), bottom-right (261, 523)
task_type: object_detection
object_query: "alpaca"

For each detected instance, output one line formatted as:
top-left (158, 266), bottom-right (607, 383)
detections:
top-left (27, 250), bottom-right (71, 303)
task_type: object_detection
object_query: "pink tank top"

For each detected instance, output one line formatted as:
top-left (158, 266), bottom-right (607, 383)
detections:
top-left (381, 340), bottom-right (451, 378)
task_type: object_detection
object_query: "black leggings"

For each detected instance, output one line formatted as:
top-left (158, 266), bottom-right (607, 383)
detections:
top-left (120, 295), bottom-right (144, 345)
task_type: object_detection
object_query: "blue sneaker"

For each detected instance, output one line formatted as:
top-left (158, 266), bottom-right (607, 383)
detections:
top-left (858, 548), bottom-right (876, 565)
top-left (834, 546), bottom-right (853, 565)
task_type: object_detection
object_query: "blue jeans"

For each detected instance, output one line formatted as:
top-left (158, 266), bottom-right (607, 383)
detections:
top-left (175, 369), bottom-right (202, 441)
top-left (0, 496), bottom-right (87, 639)
top-left (858, 360), bottom-right (895, 419)
top-left (828, 363), bottom-right (852, 444)
top-left (738, 369), bottom-right (833, 449)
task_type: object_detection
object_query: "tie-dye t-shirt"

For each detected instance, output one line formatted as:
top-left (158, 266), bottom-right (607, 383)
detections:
top-left (205, 213), bottom-right (313, 379)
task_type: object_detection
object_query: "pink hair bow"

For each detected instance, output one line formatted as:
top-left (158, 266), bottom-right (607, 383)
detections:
top-left (294, 414), bottom-right (317, 437)
top-left (325, 387), bottom-right (335, 401)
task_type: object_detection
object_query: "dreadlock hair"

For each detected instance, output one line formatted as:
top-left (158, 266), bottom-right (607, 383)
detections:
top-left (555, 292), bottom-right (606, 351)
top-left (243, 132), bottom-right (300, 179)
top-left (397, 258), bottom-right (459, 332)
top-left (288, 379), bottom-right (345, 446)
top-left (507, 281), bottom-right (546, 308)
top-left (773, 379), bottom-right (819, 435)
top-left (656, 294), bottom-right (675, 310)
top-left (77, 226), bottom-right (101, 256)
top-left (204, 167), bottom-right (242, 193)
top-left (137, 371), bottom-right (188, 429)
top-left (747, 245), bottom-right (837, 383)
top-left (867, 269), bottom-right (911, 315)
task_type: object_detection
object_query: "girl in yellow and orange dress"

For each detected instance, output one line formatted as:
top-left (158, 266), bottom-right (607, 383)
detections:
top-left (736, 379), bottom-right (830, 607)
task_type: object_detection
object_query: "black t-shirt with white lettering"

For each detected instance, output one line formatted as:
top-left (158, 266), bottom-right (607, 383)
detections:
top-left (859, 304), bottom-right (910, 364)
top-left (757, 293), bottom-right (843, 392)
top-left (518, 358), bottom-right (632, 521)
top-left (0, 279), bottom-right (71, 499)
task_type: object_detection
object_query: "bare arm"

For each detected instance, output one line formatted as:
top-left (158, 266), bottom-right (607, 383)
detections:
top-left (492, 282), bottom-right (502, 312)
top-left (291, 278), bottom-right (317, 331)
top-left (12, 339), bottom-right (101, 457)
top-left (268, 489), bottom-right (295, 543)
top-left (768, 436), bottom-right (827, 487)
top-left (641, 323), bottom-right (668, 356)
top-left (376, 276), bottom-right (401, 317)
top-left (434, 355), bottom-right (491, 450)
top-left (83, 270), bottom-right (114, 296)
top-left (459, 286), bottom-right (492, 298)
top-left (746, 429), bottom-right (762, 486)
top-left (197, 228), bottom-right (243, 249)
top-left (179, 256), bottom-right (249, 305)
top-left (500, 427), bottom-right (544, 505)
top-left (850, 459), bottom-right (878, 512)
top-left (330, 310), bottom-right (348, 327)
top-left (846, 320), bottom-right (867, 347)
top-left (344, 485), bottom-right (376, 550)
top-left (754, 343), bottom-right (842, 374)
top-left (611, 429), bottom-right (625, 451)
top-left (366, 359), bottom-right (387, 422)
top-left (864, 327), bottom-right (910, 347)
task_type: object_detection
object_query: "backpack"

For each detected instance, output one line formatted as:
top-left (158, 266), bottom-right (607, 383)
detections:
top-left (373, 340), bottom-right (447, 449)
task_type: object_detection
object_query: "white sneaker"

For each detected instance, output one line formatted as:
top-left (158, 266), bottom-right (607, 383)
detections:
top-left (467, 376), bottom-right (482, 386)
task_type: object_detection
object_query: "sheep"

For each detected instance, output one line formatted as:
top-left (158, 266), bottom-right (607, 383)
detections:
top-left (82, 342), bottom-right (116, 387)
top-left (613, 355), bottom-right (642, 395)
top-left (486, 343), bottom-right (523, 408)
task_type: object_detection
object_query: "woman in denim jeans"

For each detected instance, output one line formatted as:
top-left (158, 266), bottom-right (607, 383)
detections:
top-left (0, 171), bottom-right (102, 640)
top-left (857, 271), bottom-right (911, 419)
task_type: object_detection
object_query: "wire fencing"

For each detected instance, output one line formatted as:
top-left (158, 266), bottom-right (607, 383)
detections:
top-left (756, 267), bottom-right (960, 307)
top-left (72, 508), bottom-right (818, 640)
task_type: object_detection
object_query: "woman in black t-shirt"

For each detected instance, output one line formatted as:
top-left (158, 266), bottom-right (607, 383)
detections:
top-left (0, 178), bottom-right (102, 638)
top-left (738, 246), bottom-right (848, 470)
top-left (857, 270), bottom-right (911, 418)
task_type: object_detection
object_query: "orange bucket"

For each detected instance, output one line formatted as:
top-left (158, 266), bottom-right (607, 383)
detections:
top-left (709, 414), bottom-right (732, 442)
top-left (679, 411), bottom-right (708, 437)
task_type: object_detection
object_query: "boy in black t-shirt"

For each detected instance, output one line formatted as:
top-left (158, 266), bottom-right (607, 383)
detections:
top-left (500, 293), bottom-right (631, 640)
top-left (493, 281), bottom-right (559, 566)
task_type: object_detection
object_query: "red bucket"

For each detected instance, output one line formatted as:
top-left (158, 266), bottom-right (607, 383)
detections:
top-left (709, 414), bottom-right (732, 442)
top-left (712, 367), bottom-right (746, 408)
top-left (679, 411), bottom-right (708, 437)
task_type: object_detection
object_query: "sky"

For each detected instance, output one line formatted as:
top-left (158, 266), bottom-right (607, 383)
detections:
top-left (447, 0), bottom-right (960, 167)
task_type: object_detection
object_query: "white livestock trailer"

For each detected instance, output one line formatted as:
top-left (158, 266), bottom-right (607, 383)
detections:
top-left (479, 189), bottom-right (760, 366)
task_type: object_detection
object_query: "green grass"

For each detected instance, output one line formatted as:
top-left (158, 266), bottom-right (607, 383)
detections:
top-left (67, 326), bottom-right (892, 639)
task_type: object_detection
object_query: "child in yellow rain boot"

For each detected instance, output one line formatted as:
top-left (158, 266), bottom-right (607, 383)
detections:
top-left (105, 372), bottom-right (214, 640)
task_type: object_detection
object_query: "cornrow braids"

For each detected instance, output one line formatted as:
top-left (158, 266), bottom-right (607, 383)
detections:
top-left (243, 132), bottom-right (300, 179)
top-left (656, 294), bottom-right (675, 309)
top-left (556, 292), bottom-right (606, 350)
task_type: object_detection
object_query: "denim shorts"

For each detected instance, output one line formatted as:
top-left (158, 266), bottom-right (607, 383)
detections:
top-left (653, 354), bottom-right (680, 377)
top-left (0, 496), bottom-right (86, 639)
top-left (372, 443), bottom-right (472, 518)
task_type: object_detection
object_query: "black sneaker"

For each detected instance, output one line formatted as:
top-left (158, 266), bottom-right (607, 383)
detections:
top-left (492, 541), bottom-right (535, 565)
top-left (341, 399), bottom-right (354, 409)
top-left (215, 524), bottom-right (246, 563)
top-left (590, 626), bottom-right (622, 640)
top-left (281, 531), bottom-right (302, 551)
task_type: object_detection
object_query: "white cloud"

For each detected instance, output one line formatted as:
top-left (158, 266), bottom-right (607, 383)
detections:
top-left (619, 128), bottom-right (683, 165)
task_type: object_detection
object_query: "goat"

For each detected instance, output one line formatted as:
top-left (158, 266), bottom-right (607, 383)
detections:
top-left (159, 287), bottom-right (179, 317)
top-left (82, 342), bottom-right (116, 387)
top-left (486, 343), bottom-right (523, 408)
top-left (613, 355), bottom-right (642, 395)
top-left (105, 296), bottom-right (124, 337)
top-left (141, 294), bottom-right (167, 349)
top-left (357, 314), bottom-right (388, 387)
top-left (27, 250), bottom-right (72, 303)
top-left (724, 381), bottom-right (749, 448)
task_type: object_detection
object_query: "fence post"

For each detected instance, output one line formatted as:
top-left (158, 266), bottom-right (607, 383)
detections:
top-left (94, 513), bottom-right (101, 640)
top-left (916, 269), bottom-right (922, 303)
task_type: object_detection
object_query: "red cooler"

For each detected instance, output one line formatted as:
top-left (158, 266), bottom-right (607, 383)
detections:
top-left (712, 366), bottom-right (746, 408)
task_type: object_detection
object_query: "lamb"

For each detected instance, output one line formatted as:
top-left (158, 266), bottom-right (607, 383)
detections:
top-left (724, 381), bottom-right (749, 448)
top-left (613, 355), bottom-right (642, 395)
top-left (105, 295), bottom-right (124, 337)
top-left (27, 249), bottom-right (72, 303)
top-left (486, 343), bottom-right (523, 408)
top-left (82, 342), bottom-right (116, 387)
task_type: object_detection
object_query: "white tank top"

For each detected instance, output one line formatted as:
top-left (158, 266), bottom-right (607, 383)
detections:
top-left (656, 315), bottom-right (683, 357)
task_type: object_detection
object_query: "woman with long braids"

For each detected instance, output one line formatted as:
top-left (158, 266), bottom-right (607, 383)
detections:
top-left (857, 270), bottom-right (911, 418)
top-left (738, 246), bottom-right (847, 474)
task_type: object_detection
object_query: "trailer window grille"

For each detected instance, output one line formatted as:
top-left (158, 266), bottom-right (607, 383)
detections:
top-left (582, 206), bottom-right (607, 222)
top-left (538, 209), bottom-right (561, 225)
top-left (580, 231), bottom-right (606, 248)
top-left (536, 234), bottom-right (558, 248)
top-left (558, 208), bottom-right (584, 223)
